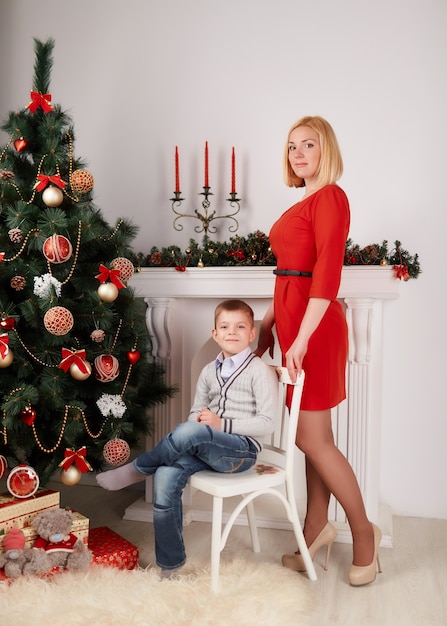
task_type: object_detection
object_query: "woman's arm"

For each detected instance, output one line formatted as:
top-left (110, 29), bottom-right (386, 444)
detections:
top-left (254, 301), bottom-right (275, 358)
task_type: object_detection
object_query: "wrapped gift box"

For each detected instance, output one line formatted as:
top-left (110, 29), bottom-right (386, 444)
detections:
top-left (0, 490), bottom-right (60, 539)
top-left (88, 526), bottom-right (139, 570)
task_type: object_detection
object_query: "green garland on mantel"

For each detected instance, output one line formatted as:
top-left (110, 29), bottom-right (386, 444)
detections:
top-left (130, 231), bottom-right (421, 280)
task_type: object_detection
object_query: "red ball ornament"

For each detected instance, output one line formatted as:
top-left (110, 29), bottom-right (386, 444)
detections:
top-left (94, 354), bottom-right (120, 382)
top-left (97, 282), bottom-right (119, 302)
top-left (44, 306), bottom-right (74, 336)
top-left (20, 406), bottom-right (37, 426)
top-left (103, 438), bottom-right (131, 466)
top-left (70, 169), bottom-right (94, 194)
top-left (43, 234), bottom-right (73, 264)
top-left (42, 185), bottom-right (64, 207)
top-left (69, 359), bottom-right (92, 381)
top-left (0, 349), bottom-right (14, 368)
top-left (0, 455), bottom-right (7, 479)
top-left (110, 257), bottom-right (134, 282)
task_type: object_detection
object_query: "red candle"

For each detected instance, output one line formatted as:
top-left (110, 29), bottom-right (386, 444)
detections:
top-left (231, 147), bottom-right (236, 194)
top-left (204, 141), bottom-right (209, 188)
top-left (175, 146), bottom-right (180, 192)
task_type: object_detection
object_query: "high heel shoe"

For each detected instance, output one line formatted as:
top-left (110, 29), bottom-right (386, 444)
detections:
top-left (282, 522), bottom-right (337, 572)
top-left (348, 523), bottom-right (382, 586)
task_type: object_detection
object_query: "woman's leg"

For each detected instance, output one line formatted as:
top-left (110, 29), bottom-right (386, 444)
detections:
top-left (297, 409), bottom-right (374, 567)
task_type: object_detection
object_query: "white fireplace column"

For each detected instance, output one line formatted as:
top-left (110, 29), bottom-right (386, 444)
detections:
top-left (125, 267), bottom-right (399, 545)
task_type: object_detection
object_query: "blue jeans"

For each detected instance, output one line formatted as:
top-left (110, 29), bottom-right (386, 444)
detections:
top-left (133, 421), bottom-right (258, 569)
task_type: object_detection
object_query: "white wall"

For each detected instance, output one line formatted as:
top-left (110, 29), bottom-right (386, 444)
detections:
top-left (1, 0), bottom-right (445, 519)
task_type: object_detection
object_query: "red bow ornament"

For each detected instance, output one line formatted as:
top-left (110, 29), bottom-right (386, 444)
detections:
top-left (59, 348), bottom-right (89, 374)
top-left (95, 264), bottom-right (125, 289)
top-left (0, 334), bottom-right (9, 359)
top-left (34, 174), bottom-right (67, 192)
top-left (58, 446), bottom-right (92, 473)
top-left (26, 91), bottom-right (54, 114)
top-left (393, 264), bottom-right (410, 281)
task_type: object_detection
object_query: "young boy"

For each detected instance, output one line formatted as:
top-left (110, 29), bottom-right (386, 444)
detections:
top-left (96, 299), bottom-right (278, 578)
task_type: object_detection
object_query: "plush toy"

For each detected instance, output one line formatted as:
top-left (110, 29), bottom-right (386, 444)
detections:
top-left (0, 528), bottom-right (30, 579)
top-left (24, 508), bottom-right (92, 574)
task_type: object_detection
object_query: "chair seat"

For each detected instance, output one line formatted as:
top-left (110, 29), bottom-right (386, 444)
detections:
top-left (190, 464), bottom-right (285, 498)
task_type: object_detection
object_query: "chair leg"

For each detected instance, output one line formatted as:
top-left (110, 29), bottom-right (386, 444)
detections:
top-left (289, 508), bottom-right (317, 581)
top-left (246, 498), bottom-right (261, 552)
top-left (210, 495), bottom-right (224, 592)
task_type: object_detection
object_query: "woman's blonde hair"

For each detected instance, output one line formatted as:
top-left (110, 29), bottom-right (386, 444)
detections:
top-left (283, 116), bottom-right (343, 188)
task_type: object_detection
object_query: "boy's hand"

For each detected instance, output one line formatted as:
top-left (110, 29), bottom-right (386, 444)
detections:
top-left (197, 408), bottom-right (222, 430)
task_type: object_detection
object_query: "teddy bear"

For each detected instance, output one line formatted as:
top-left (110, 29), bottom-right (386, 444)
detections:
top-left (0, 528), bottom-right (30, 579)
top-left (23, 507), bottom-right (92, 575)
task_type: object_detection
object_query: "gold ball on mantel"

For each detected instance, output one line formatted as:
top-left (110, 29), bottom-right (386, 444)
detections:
top-left (380, 258), bottom-right (388, 266)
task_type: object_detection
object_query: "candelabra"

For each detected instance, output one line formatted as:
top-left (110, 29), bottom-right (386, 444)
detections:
top-left (170, 187), bottom-right (241, 237)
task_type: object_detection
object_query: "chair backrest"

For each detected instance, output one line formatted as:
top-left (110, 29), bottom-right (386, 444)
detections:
top-left (258, 367), bottom-right (305, 475)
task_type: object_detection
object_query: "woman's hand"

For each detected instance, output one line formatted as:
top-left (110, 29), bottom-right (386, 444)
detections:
top-left (285, 336), bottom-right (308, 381)
top-left (197, 408), bottom-right (221, 430)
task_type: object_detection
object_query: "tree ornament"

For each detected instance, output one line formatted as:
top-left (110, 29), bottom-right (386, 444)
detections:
top-left (94, 354), bottom-right (120, 382)
top-left (44, 306), bottom-right (74, 336)
top-left (70, 169), bottom-right (94, 194)
top-left (10, 276), bottom-right (26, 291)
top-left (20, 406), bottom-right (37, 426)
top-left (7, 465), bottom-right (39, 498)
top-left (69, 359), bottom-right (92, 380)
top-left (110, 257), bottom-right (134, 282)
top-left (0, 317), bottom-right (15, 331)
top-left (97, 282), bottom-right (119, 302)
top-left (60, 465), bottom-right (82, 486)
top-left (103, 438), bottom-right (131, 466)
top-left (8, 228), bottom-right (23, 243)
top-left (127, 349), bottom-right (141, 364)
top-left (13, 137), bottom-right (27, 152)
top-left (43, 234), bottom-right (73, 264)
top-left (0, 333), bottom-right (13, 368)
top-left (0, 455), bottom-right (7, 479)
top-left (90, 328), bottom-right (105, 343)
top-left (0, 169), bottom-right (15, 181)
top-left (42, 185), bottom-right (64, 207)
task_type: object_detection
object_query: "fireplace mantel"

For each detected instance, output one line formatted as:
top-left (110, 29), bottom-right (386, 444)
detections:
top-left (125, 266), bottom-right (400, 545)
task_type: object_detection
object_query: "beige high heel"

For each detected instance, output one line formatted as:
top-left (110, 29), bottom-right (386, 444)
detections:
top-left (349, 523), bottom-right (383, 586)
top-left (282, 522), bottom-right (337, 572)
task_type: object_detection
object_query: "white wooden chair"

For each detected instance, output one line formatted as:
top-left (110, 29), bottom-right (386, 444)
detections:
top-left (189, 367), bottom-right (317, 591)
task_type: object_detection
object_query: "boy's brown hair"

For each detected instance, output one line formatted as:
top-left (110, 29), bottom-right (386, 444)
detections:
top-left (214, 299), bottom-right (254, 328)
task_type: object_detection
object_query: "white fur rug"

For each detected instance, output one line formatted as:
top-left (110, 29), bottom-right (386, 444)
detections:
top-left (0, 559), bottom-right (314, 626)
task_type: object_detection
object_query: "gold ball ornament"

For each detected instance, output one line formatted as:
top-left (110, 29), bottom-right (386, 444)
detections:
top-left (44, 306), bottom-right (74, 336)
top-left (60, 465), bottom-right (82, 486)
top-left (42, 185), bottom-right (64, 207)
top-left (0, 349), bottom-right (14, 368)
top-left (103, 438), bottom-right (131, 466)
top-left (70, 169), bottom-right (94, 194)
top-left (97, 282), bottom-right (119, 302)
top-left (111, 257), bottom-right (134, 282)
top-left (69, 359), bottom-right (92, 381)
top-left (43, 234), bottom-right (73, 264)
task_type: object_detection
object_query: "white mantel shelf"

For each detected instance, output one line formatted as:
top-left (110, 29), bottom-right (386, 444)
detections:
top-left (125, 265), bottom-right (400, 547)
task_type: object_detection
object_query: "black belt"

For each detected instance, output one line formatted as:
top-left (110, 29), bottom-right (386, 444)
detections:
top-left (273, 269), bottom-right (312, 277)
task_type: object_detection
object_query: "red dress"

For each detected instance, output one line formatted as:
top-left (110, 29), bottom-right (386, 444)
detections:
top-left (269, 184), bottom-right (350, 410)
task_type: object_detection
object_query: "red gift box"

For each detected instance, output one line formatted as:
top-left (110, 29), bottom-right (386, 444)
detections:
top-left (88, 526), bottom-right (139, 570)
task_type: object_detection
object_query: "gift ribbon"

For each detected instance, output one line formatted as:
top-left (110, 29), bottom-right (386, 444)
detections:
top-left (59, 348), bottom-right (89, 374)
top-left (95, 264), bottom-right (125, 289)
top-left (58, 446), bottom-right (92, 473)
top-left (34, 174), bottom-right (66, 192)
top-left (26, 91), bottom-right (54, 113)
top-left (0, 334), bottom-right (9, 359)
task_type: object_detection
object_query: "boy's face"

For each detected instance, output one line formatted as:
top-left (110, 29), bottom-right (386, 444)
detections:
top-left (212, 310), bottom-right (256, 358)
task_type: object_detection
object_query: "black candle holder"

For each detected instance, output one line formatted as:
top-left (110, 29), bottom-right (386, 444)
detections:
top-left (170, 187), bottom-right (241, 237)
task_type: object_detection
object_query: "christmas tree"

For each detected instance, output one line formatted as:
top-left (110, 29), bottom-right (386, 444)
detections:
top-left (0, 39), bottom-right (173, 488)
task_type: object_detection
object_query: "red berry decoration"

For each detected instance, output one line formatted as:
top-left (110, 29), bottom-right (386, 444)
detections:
top-left (43, 234), bottom-right (73, 264)
top-left (44, 306), bottom-right (74, 336)
top-left (103, 438), bottom-right (131, 466)
top-left (94, 354), bottom-right (120, 382)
